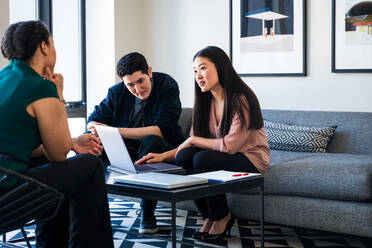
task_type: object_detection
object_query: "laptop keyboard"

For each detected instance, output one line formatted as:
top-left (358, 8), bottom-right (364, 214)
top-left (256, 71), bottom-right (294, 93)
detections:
top-left (135, 163), bottom-right (155, 171)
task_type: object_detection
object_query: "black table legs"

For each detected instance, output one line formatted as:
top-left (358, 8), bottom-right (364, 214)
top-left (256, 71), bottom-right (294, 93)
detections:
top-left (171, 202), bottom-right (176, 248)
top-left (106, 174), bottom-right (264, 247)
top-left (260, 184), bottom-right (265, 248)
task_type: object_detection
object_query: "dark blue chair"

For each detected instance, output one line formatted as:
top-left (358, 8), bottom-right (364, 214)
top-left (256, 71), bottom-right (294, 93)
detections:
top-left (0, 167), bottom-right (64, 248)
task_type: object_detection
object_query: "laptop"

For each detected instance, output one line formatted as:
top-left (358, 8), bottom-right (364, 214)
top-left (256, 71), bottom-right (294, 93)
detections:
top-left (95, 125), bottom-right (183, 174)
top-left (113, 172), bottom-right (208, 189)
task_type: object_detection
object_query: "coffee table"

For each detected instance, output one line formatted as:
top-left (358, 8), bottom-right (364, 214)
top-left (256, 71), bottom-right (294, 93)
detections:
top-left (106, 170), bottom-right (264, 248)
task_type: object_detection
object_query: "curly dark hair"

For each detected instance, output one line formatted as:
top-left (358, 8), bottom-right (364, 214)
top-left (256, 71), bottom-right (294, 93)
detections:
top-left (1, 20), bottom-right (50, 61)
top-left (116, 52), bottom-right (149, 78)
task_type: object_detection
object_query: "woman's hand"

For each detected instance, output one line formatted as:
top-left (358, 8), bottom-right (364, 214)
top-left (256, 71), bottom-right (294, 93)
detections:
top-left (135, 153), bottom-right (167, 164)
top-left (44, 67), bottom-right (64, 100)
top-left (87, 121), bottom-right (108, 136)
top-left (176, 136), bottom-right (194, 156)
top-left (72, 133), bottom-right (103, 156)
top-left (135, 148), bottom-right (178, 165)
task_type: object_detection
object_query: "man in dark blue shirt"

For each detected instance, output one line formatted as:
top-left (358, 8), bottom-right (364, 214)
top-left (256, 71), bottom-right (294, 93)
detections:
top-left (87, 52), bottom-right (184, 234)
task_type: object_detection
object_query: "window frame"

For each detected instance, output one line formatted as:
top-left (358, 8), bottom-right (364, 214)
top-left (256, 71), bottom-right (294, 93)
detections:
top-left (37, 0), bottom-right (87, 119)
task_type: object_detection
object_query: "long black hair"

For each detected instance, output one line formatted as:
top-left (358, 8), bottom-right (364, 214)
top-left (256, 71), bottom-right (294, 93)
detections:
top-left (192, 46), bottom-right (263, 138)
top-left (1, 20), bottom-right (50, 61)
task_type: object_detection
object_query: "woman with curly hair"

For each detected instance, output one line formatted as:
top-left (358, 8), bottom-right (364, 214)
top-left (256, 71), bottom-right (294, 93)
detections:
top-left (0, 20), bottom-right (113, 248)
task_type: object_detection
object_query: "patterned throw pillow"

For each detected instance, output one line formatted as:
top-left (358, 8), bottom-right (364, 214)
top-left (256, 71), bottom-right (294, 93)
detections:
top-left (264, 120), bottom-right (337, 152)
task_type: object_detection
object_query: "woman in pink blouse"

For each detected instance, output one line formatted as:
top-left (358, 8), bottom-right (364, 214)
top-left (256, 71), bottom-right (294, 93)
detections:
top-left (136, 46), bottom-right (270, 243)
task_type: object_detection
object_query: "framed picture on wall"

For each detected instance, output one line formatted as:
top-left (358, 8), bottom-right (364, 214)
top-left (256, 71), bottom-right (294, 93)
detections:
top-left (230, 0), bottom-right (306, 76)
top-left (332, 0), bottom-right (372, 72)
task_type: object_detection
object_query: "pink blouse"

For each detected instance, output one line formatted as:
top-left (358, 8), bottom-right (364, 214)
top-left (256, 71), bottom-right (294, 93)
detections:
top-left (191, 97), bottom-right (270, 172)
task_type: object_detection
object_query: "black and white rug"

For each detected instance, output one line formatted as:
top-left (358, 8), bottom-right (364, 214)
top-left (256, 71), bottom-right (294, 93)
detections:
top-left (2, 197), bottom-right (372, 248)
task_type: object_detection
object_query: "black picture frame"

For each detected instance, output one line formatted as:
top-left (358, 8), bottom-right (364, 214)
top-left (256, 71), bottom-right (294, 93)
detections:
top-left (332, 0), bottom-right (372, 73)
top-left (230, 0), bottom-right (307, 77)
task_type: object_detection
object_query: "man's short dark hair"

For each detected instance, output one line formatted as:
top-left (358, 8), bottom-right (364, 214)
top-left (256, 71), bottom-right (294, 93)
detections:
top-left (116, 52), bottom-right (149, 78)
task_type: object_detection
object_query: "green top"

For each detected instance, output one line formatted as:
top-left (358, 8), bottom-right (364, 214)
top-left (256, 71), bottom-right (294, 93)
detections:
top-left (0, 59), bottom-right (59, 187)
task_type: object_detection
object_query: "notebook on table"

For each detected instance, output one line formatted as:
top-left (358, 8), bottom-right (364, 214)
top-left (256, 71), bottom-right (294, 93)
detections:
top-left (191, 170), bottom-right (261, 183)
top-left (95, 125), bottom-right (183, 175)
top-left (113, 172), bottom-right (208, 189)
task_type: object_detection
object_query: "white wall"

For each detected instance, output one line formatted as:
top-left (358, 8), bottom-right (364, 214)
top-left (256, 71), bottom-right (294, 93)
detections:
top-left (114, 0), bottom-right (372, 112)
top-left (86, 0), bottom-right (116, 114)
top-left (93, 0), bottom-right (149, 110)
top-left (114, 0), bottom-right (229, 108)
top-left (115, 0), bottom-right (146, 70)
top-left (142, 0), bottom-right (229, 109)
top-left (0, 0), bottom-right (9, 69)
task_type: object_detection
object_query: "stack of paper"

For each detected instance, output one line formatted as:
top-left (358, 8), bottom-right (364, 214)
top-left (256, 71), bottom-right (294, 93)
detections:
top-left (190, 170), bottom-right (260, 183)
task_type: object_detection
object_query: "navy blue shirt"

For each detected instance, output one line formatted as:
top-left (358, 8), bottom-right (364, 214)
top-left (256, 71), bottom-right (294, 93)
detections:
top-left (87, 72), bottom-right (184, 147)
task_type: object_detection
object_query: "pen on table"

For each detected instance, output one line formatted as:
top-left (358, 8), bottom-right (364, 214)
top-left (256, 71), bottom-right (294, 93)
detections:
top-left (232, 173), bottom-right (249, 177)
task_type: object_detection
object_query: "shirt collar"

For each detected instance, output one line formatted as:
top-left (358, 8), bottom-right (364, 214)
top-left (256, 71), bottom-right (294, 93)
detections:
top-left (11, 59), bottom-right (42, 78)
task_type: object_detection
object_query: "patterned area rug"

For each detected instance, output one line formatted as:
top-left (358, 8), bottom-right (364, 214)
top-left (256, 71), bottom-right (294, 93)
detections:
top-left (1, 197), bottom-right (372, 248)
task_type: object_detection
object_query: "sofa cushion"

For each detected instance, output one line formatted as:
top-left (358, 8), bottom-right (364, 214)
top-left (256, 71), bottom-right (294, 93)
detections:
top-left (264, 120), bottom-right (336, 153)
top-left (244, 153), bottom-right (372, 202)
top-left (179, 108), bottom-right (192, 138)
top-left (269, 150), bottom-right (315, 167)
top-left (228, 194), bottom-right (372, 238)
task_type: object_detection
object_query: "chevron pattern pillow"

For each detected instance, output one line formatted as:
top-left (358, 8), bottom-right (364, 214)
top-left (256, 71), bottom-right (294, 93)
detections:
top-left (264, 120), bottom-right (337, 152)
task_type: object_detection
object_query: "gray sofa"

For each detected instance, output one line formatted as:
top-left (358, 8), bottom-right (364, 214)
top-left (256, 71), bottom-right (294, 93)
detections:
top-left (177, 108), bottom-right (372, 238)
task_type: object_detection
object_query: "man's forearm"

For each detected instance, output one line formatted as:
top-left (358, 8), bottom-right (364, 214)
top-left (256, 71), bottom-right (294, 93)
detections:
top-left (118, 126), bottom-right (163, 139)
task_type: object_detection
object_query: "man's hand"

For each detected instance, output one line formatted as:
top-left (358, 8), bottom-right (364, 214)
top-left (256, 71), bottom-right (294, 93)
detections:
top-left (87, 121), bottom-right (108, 136)
top-left (72, 133), bottom-right (103, 156)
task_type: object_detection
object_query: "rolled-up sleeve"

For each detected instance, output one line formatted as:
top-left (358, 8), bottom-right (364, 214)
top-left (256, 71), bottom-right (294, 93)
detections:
top-left (87, 87), bottom-right (115, 125)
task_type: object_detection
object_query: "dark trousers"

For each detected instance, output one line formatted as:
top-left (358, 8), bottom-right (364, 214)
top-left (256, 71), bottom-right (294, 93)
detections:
top-left (122, 135), bottom-right (174, 220)
top-left (25, 154), bottom-right (114, 248)
top-left (174, 148), bottom-right (259, 221)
